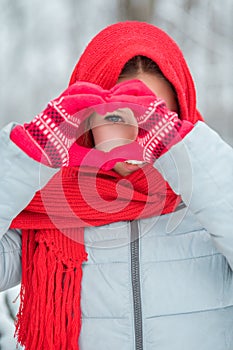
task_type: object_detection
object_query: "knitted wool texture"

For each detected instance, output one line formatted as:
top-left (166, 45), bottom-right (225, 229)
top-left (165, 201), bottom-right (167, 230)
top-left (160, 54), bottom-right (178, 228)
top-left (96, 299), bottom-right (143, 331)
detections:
top-left (12, 21), bottom-right (203, 350)
top-left (69, 21), bottom-right (203, 123)
top-left (11, 165), bottom-right (181, 350)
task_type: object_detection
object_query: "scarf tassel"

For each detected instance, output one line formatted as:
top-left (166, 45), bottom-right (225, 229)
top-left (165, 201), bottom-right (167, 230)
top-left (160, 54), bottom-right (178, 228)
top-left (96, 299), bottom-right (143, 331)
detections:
top-left (15, 229), bottom-right (87, 350)
top-left (11, 165), bottom-right (181, 349)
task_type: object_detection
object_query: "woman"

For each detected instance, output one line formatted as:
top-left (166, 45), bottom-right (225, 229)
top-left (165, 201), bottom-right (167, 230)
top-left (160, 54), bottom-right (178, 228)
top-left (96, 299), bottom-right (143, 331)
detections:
top-left (0, 21), bottom-right (233, 350)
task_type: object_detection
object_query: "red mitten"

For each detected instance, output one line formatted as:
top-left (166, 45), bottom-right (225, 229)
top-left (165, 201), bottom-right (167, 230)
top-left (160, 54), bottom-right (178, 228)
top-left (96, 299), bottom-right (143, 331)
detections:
top-left (136, 98), bottom-right (193, 163)
top-left (68, 141), bottom-right (144, 170)
top-left (9, 80), bottom-right (155, 168)
top-left (10, 82), bottom-right (106, 167)
top-left (10, 79), bottom-right (193, 169)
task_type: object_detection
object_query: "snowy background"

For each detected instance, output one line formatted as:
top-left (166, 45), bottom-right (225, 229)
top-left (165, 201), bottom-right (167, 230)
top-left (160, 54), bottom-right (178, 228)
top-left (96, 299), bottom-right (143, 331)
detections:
top-left (0, 0), bottom-right (233, 348)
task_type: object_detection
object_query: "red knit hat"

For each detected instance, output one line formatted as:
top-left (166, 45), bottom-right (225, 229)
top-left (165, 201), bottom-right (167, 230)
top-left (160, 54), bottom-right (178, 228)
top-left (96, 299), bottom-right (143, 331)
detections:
top-left (69, 21), bottom-right (203, 123)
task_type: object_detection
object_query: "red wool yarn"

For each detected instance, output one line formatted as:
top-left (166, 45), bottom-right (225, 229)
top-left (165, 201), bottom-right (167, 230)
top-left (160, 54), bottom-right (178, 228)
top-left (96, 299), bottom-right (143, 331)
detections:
top-left (12, 21), bottom-right (203, 350)
top-left (70, 21), bottom-right (203, 123)
top-left (11, 165), bottom-right (181, 350)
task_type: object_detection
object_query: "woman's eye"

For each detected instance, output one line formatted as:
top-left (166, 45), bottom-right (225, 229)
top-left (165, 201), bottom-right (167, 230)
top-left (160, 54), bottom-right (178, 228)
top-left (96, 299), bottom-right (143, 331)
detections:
top-left (104, 114), bottom-right (125, 123)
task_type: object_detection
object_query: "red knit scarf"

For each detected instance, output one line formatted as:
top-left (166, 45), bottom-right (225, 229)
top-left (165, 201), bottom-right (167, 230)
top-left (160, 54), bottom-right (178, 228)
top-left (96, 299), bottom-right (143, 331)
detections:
top-left (11, 164), bottom-right (180, 350)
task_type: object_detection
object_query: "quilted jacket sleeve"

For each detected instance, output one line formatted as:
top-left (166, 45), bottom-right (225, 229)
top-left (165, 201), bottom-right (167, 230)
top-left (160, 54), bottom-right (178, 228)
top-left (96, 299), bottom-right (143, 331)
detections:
top-left (154, 121), bottom-right (233, 269)
top-left (0, 123), bottom-right (58, 291)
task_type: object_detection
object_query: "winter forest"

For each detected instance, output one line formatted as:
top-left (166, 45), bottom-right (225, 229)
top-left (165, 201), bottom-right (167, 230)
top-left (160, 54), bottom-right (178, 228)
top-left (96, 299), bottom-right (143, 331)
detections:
top-left (0, 0), bottom-right (233, 348)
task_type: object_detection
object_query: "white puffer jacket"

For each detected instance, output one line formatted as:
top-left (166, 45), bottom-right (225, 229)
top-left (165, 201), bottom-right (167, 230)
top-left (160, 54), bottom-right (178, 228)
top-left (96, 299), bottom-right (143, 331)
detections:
top-left (1, 121), bottom-right (233, 350)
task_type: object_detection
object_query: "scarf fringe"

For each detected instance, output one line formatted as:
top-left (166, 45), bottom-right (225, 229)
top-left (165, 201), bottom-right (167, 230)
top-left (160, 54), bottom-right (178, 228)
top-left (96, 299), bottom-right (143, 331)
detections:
top-left (12, 165), bottom-right (180, 350)
top-left (15, 229), bottom-right (87, 350)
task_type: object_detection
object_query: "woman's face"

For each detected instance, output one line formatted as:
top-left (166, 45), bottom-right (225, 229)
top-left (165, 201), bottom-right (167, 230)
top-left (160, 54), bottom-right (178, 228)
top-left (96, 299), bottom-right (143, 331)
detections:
top-left (90, 72), bottom-right (178, 177)
top-left (89, 108), bottom-right (138, 152)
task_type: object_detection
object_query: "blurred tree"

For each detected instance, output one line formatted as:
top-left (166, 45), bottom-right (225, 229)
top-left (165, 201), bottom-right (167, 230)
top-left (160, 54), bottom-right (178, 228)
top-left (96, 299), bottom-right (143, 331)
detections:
top-left (183, 0), bottom-right (199, 11)
top-left (0, 1), bottom-right (233, 348)
top-left (202, 1), bottom-right (233, 142)
top-left (118, 0), bottom-right (156, 22)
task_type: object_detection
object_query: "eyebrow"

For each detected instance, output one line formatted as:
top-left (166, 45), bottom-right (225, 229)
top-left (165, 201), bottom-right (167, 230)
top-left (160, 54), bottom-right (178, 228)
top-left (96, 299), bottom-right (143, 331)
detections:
top-left (105, 108), bottom-right (134, 119)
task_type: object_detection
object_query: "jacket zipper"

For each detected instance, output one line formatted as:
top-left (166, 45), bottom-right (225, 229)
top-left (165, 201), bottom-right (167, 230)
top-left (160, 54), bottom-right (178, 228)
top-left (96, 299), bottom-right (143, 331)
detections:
top-left (130, 220), bottom-right (143, 350)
